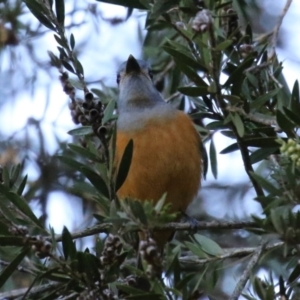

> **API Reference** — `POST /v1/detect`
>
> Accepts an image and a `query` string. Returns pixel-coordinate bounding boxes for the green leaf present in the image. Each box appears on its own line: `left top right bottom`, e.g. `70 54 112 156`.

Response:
151 0 174 19
102 98 116 125
220 143 239 154
178 86 209 97
224 56 254 91
250 147 278 164
61 60 75 73
80 167 110 199
185 241 207 258
276 110 295 136
95 0 146 9
61 226 76 260
17 175 28 196
2 167 10 187
74 57 84 76
68 144 101 162
209 138 217 179
10 164 21 186
0 185 43 228
67 126 93 136
250 89 281 110
231 112 244 137
163 42 208 73
115 139 134 192
128 199 148 225
53 34 64 47
0 247 30 289
70 33 75 50
270 209 285 235
68 78 84 90
194 234 223 256
250 172 280 195
289 264 300 283
23 0 56 31
215 39 233 51
55 0 65 25
283 107 300 126
0 220 9 235
58 155 86 170
290 80 300 112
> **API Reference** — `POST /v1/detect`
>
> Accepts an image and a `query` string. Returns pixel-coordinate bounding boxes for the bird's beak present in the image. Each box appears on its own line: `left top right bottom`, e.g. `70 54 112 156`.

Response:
125 55 141 74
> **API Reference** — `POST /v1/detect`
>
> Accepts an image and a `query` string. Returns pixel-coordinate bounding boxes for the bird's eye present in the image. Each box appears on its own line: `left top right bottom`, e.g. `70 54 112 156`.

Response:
148 70 153 80
116 74 121 84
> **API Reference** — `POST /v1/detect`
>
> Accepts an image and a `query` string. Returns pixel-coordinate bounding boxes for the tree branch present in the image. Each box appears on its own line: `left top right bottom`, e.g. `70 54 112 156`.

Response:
54 223 112 242
179 241 281 266
0 282 60 299
269 0 293 59
51 220 258 242
228 242 267 300
154 220 257 231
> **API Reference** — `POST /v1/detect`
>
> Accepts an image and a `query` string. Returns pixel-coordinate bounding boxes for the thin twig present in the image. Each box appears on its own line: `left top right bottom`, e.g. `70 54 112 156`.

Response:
51 220 257 242
268 70 283 88
0 282 60 299
228 242 267 300
226 106 278 127
154 60 175 86
154 220 257 231
179 241 281 266
46 5 89 94
0 259 35 276
54 223 112 242
269 0 293 60
244 62 271 74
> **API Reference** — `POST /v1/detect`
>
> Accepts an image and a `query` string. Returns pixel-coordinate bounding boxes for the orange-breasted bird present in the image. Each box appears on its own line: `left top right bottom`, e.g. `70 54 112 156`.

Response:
115 55 202 247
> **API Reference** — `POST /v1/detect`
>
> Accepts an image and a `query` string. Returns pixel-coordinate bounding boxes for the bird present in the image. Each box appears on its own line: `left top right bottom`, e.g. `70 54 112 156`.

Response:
115 55 202 248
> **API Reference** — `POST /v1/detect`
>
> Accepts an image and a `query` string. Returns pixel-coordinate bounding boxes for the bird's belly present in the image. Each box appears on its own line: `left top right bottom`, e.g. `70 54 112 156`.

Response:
116 111 201 213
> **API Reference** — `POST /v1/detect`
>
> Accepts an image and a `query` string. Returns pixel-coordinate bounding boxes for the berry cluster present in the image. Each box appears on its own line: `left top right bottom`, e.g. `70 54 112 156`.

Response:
139 237 162 278
100 234 123 266
279 138 300 167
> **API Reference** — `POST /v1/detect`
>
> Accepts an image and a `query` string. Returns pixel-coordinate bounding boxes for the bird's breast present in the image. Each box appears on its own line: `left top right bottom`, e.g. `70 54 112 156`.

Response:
115 108 202 214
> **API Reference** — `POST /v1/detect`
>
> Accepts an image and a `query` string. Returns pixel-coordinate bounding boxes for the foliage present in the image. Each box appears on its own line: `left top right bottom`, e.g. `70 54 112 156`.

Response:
0 0 300 299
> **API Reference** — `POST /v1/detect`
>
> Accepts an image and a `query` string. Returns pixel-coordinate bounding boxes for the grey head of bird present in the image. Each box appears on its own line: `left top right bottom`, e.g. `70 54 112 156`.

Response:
116 55 165 112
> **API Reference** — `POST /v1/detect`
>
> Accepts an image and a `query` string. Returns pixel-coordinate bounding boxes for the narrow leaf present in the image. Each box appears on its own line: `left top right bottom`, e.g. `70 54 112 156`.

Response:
70 33 75 50
231 112 244 137
61 226 76 260
68 144 100 162
250 172 280 195
80 167 110 198
116 139 134 191
209 138 217 179
194 234 223 256
102 98 116 125
61 60 75 73
67 126 93 136
0 247 30 289
55 0 65 25
276 110 294 136
290 80 300 112
220 143 239 154
0 185 43 228
17 175 28 196
250 89 281 110
23 1 55 31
